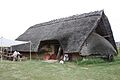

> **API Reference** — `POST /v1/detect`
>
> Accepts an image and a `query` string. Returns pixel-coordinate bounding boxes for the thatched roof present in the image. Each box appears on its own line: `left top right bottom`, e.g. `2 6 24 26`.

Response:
13 10 117 53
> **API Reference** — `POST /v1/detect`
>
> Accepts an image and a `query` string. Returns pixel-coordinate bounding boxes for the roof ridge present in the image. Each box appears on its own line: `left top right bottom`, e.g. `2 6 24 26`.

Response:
30 10 103 28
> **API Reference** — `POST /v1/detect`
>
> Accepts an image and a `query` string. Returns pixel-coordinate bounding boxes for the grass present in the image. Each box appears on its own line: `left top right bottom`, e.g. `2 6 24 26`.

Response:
0 50 120 80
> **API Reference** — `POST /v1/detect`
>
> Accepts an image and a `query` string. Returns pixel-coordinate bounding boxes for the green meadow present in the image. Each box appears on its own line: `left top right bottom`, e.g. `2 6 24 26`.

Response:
0 49 120 80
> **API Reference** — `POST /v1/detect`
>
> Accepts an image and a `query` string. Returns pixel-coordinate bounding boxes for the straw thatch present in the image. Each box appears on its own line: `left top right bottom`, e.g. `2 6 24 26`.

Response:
13 10 117 56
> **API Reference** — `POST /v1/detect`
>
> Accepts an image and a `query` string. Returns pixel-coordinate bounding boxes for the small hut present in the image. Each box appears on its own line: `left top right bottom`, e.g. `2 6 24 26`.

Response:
12 10 118 61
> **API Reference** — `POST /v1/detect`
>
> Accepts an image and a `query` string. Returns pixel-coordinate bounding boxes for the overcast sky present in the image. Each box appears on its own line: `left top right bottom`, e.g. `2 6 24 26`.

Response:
0 0 120 42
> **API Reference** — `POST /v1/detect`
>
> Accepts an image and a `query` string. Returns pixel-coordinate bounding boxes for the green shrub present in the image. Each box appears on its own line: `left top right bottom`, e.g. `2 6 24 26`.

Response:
118 48 120 53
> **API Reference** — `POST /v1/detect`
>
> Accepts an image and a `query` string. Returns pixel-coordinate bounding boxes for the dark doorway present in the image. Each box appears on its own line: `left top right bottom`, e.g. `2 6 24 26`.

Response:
38 40 63 60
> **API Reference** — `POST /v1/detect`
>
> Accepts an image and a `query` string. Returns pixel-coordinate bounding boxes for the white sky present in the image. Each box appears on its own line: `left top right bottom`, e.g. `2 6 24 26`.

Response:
0 0 120 42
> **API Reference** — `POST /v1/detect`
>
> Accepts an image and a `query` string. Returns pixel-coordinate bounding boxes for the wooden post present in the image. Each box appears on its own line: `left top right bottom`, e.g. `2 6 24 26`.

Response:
0 47 3 62
57 47 61 59
0 55 2 62
0 37 3 62
29 41 31 61
10 47 12 53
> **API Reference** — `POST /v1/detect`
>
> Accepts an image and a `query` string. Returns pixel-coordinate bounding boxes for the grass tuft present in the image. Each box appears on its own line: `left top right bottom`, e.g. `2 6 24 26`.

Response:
75 58 106 65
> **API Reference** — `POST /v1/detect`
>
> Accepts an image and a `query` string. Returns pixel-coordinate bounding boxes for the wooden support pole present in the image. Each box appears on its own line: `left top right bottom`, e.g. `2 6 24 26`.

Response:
29 41 32 61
